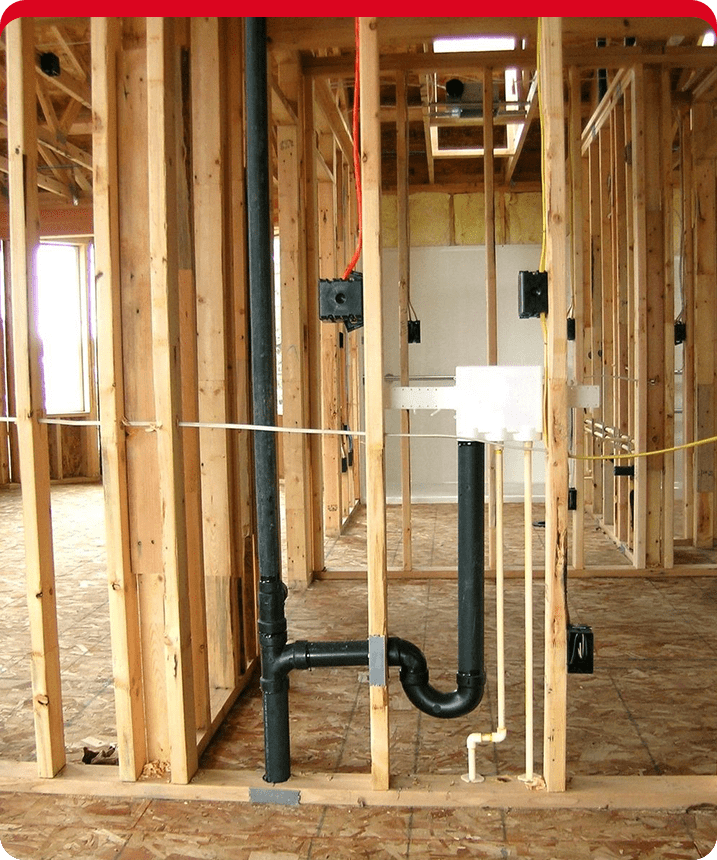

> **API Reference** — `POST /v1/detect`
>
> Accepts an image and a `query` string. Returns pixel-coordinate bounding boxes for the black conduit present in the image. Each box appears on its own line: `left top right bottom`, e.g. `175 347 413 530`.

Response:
246 18 485 784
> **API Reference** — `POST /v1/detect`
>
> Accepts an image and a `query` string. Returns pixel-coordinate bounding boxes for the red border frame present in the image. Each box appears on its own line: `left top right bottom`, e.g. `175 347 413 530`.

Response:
1 6 715 33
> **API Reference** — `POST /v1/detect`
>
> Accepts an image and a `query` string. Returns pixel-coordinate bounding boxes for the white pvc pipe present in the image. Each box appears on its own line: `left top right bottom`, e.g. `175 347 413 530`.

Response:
465 445 506 784
522 442 534 783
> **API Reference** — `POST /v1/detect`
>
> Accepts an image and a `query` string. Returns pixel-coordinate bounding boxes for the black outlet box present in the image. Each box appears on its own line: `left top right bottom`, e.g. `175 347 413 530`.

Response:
674 321 687 345
40 52 61 77
614 465 635 477
407 320 421 343
568 487 577 510
518 270 549 319
568 624 594 674
319 272 363 331
567 318 576 341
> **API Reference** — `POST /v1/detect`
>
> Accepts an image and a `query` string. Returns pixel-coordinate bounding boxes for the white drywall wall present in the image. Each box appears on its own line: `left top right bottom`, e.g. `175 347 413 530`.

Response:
381 244 546 501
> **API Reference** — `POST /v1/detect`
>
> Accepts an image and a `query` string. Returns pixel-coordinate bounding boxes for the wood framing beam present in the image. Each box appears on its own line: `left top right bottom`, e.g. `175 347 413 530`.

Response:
396 70 412 571
692 101 717 548
191 17 239 689
539 16 569 794
303 44 717 77
630 66 649 568
174 20 211 735
116 16 171 765
318 179 343 538
271 80 298 126
359 16 391 792
581 68 631 154
278 95 313 587
35 63 91 109
6 16 66 779
0 154 72 200
505 77 538 185
301 75 325 574
50 24 89 81
36 127 92 171
35 76 60 133
420 75 435 185
568 65 586 569
146 16 198 785
91 17 147 782
5 761 717 810
660 68 674 568
680 111 695 541
314 79 353 163
598 126 615 528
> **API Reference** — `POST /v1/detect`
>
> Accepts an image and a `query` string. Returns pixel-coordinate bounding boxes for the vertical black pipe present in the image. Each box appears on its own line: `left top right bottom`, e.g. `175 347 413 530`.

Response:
457 441 484 681
245 16 291 784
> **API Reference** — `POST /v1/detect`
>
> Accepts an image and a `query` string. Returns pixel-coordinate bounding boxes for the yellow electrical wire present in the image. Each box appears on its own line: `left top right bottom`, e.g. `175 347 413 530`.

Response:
571 434 717 462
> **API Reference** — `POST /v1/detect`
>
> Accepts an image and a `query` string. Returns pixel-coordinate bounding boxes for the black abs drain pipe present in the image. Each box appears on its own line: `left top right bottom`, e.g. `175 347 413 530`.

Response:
246 18 486 784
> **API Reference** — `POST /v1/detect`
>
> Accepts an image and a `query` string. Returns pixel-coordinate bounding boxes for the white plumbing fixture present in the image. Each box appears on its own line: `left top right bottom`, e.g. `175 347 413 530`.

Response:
389 365 543 444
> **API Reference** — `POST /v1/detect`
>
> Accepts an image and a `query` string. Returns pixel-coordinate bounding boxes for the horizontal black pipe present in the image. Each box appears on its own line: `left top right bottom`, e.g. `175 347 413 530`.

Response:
262 442 486 724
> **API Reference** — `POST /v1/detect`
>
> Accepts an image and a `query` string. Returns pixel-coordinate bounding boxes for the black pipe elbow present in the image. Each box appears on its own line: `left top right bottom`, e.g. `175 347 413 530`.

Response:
388 637 485 719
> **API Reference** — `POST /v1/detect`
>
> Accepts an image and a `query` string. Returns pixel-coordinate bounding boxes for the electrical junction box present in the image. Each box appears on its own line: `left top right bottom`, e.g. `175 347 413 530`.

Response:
389 365 543 445
319 272 363 331
518 270 549 319
568 624 594 674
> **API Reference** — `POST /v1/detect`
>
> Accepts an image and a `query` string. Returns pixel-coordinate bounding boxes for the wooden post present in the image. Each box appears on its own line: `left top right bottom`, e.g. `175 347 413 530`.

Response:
588 144 603 517
623 86 636 553
568 66 585 569
660 68 674 569
483 65 498 570
117 16 171 765
302 74 326 574
224 18 258 671
612 99 630 547
6 16 66 779
630 66 649 568
359 16 390 791
598 126 615 528
643 67 667 567
191 17 238 688
91 16 147 781
692 101 716 548
680 111 695 541
278 111 313 586
146 16 198 784
174 21 211 733
318 179 343 537
539 16 569 794
396 70 412 571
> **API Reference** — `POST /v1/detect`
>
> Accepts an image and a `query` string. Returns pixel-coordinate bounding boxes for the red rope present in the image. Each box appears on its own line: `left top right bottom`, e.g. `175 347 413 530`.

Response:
341 16 362 280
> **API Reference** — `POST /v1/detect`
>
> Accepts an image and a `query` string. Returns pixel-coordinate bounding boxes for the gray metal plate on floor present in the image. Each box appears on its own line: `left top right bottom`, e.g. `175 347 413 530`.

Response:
249 787 301 806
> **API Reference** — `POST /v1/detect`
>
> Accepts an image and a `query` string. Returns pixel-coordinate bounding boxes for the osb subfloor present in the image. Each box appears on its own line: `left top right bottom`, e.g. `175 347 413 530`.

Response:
1 483 717 859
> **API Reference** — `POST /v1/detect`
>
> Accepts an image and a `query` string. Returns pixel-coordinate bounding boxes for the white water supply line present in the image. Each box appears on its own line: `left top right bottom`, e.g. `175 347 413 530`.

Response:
517 441 535 786
464 445 506 784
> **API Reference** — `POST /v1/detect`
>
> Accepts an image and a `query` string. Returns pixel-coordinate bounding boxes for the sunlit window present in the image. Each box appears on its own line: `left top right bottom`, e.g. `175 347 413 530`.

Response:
36 242 91 415
433 36 516 53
